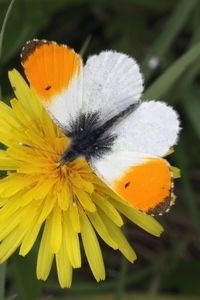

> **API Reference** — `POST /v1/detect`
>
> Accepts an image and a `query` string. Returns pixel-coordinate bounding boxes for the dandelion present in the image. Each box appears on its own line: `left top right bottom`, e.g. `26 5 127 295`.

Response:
0 69 164 288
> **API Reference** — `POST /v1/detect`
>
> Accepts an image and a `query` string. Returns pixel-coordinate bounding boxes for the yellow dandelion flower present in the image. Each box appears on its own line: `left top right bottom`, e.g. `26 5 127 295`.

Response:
0 69 164 288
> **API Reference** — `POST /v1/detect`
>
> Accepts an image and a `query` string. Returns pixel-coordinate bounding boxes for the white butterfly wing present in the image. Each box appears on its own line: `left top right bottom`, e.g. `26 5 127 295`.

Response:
82 51 143 120
112 100 180 157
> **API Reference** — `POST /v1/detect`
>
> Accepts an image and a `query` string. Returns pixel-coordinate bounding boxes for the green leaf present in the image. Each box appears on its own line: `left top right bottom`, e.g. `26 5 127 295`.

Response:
182 89 200 139
11 252 42 300
0 263 6 300
174 139 200 236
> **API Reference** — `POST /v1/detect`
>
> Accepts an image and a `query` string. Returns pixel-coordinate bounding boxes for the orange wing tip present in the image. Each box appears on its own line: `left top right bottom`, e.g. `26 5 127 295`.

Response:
113 158 174 215
148 192 176 216
21 39 82 101
21 39 72 64
21 39 45 64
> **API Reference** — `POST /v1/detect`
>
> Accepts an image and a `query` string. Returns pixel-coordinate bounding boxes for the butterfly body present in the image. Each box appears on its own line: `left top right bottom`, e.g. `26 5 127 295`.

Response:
59 111 115 164
60 102 139 164
20 39 180 215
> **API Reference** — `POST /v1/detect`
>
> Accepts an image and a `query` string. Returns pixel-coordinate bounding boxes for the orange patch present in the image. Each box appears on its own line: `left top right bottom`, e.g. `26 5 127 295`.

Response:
114 158 172 213
21 40 82 101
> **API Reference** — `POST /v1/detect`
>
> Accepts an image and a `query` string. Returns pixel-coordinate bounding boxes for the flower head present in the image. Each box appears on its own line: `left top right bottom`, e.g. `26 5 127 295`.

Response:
0 70 163 287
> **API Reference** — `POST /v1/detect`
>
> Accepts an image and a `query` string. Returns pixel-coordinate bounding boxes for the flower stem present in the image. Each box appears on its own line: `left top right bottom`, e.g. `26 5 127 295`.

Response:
0 263 6 300
115 256 128 300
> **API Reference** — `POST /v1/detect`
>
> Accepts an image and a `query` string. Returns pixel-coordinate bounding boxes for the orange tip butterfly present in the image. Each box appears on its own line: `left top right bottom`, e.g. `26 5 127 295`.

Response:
21 39 180 215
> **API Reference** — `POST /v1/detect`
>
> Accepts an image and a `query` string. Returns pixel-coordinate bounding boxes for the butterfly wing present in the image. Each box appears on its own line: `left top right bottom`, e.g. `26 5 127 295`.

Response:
90 101 180 214
112 100 180 157
82 51 143 121
21 39 83 129
90 151 174 215
21 41 143 131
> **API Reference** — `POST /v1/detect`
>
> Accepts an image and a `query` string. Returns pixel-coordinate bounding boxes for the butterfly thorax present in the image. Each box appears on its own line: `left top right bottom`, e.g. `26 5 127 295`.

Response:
59 112 116 164
59 103 139 165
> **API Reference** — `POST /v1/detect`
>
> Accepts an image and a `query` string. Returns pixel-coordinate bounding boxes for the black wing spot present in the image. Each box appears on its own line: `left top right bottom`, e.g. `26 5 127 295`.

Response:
124 181 131 189
45 85 52 91
12 86 16 91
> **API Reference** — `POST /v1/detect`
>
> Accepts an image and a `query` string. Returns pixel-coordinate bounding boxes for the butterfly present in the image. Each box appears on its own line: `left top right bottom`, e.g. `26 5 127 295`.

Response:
21 39 180 215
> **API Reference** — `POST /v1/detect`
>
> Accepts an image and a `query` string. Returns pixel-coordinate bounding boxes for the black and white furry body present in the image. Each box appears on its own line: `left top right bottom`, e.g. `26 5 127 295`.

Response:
60 103 139 164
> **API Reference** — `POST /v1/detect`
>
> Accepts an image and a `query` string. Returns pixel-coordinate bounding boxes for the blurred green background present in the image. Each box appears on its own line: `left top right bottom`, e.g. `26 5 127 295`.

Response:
0 0 200 299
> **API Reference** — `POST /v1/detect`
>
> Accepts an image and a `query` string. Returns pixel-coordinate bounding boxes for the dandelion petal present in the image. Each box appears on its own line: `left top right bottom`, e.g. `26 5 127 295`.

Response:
80 213 105 281
37 219 54 280
56 234 73 288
